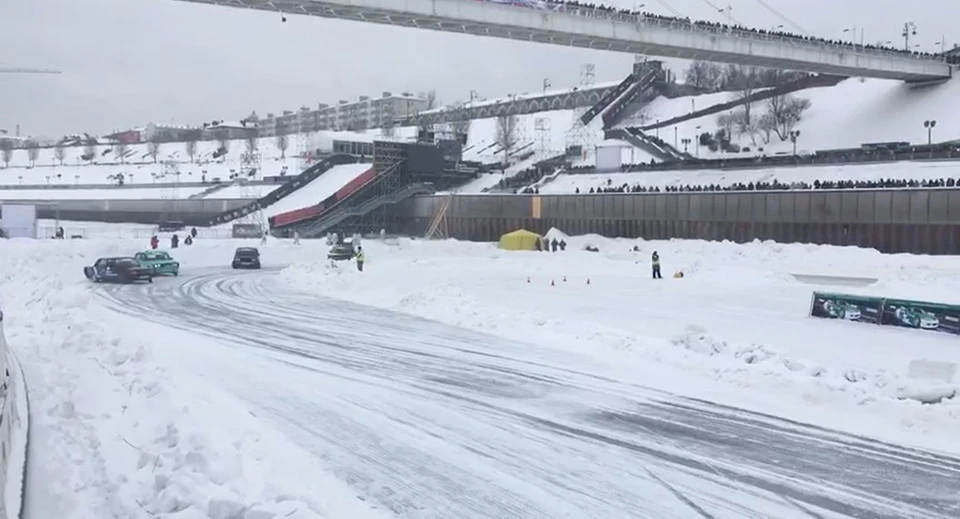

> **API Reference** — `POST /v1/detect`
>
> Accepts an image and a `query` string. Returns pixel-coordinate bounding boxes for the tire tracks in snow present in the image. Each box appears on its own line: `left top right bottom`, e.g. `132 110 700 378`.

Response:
94 269 960 519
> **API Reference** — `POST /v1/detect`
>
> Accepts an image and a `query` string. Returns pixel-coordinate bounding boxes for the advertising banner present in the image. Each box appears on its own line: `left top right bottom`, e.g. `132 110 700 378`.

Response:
809 292 884 325
880 298 960 336
232 223 263 239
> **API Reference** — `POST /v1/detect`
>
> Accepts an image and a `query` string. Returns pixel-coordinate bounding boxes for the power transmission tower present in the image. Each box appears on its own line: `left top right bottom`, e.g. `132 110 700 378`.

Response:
566 63 596 162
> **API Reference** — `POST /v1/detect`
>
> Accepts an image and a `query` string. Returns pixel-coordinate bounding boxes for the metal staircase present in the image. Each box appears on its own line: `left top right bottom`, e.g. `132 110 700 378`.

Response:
297 182 436 238
579 73 637 126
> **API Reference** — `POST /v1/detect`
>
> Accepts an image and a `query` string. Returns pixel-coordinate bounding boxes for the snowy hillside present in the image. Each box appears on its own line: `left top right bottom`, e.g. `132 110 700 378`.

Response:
0 130 373 188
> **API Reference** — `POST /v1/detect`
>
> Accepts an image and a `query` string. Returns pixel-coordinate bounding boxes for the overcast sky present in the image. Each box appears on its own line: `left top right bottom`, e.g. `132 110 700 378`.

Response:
1 0 955 137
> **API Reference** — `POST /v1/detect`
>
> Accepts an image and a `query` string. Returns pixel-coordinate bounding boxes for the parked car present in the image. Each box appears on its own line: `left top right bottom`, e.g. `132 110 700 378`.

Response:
134 250 180 276
327 241 356 261
232 247 261 269
84 257 154 284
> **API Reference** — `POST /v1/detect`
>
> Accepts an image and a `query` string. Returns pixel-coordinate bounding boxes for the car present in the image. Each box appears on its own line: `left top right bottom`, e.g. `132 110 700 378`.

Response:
84 257 154 284
232 247 261 269
327 241 356 261
134 250 180 276
895 307 940 329
822 299 861 320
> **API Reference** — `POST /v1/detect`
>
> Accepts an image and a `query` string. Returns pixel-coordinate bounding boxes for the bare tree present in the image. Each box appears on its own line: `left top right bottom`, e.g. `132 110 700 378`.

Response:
114 141 129 163
0 140 13 168
684 61 724 91
215 130 230 154
766 95 811 141
275 134 289 159
147 136 162 163
716 112 736 139
245 134 258 154
25 140 40 167
757 111 777 145
54 145 66 165
185 139 198 163
495 114 519 168
83 141 97 162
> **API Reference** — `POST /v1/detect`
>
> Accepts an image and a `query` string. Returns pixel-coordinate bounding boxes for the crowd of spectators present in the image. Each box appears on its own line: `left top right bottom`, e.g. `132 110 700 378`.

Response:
494 0 956 63
577 177 957 194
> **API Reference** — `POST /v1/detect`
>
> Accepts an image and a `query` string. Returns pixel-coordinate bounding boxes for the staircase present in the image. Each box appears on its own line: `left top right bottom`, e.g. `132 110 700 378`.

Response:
606 128 692 162
580 73 637 126
296 182 436 238
600 69 660 129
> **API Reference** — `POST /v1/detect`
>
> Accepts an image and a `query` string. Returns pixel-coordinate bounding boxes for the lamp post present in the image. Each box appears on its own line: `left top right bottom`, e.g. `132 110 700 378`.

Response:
902 21 917 51
681 138 691 153
674 127 678 148
789 130 801 155
924 120 937 145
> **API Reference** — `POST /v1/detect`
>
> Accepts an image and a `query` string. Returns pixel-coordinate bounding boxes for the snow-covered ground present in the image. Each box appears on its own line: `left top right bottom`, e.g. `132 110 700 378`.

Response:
2 232 958 517
540 160 960 194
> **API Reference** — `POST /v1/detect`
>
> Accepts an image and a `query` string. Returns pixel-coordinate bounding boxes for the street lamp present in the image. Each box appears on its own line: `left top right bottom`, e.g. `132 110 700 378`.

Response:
789 130 801 155
681 138 692 153
924 120 937 145
843 26 864 45
902 22 917 50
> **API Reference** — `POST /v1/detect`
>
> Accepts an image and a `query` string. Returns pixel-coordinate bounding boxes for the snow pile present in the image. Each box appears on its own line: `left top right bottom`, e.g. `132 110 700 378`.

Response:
0 239 384 519
280 235 960 452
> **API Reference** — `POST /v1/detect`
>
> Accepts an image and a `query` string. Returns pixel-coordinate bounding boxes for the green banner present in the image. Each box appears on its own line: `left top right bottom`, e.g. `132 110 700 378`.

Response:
810 292 960 336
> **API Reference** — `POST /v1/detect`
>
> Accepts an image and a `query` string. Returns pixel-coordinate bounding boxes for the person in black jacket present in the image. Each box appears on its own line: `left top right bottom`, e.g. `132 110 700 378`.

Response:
652 251 662 279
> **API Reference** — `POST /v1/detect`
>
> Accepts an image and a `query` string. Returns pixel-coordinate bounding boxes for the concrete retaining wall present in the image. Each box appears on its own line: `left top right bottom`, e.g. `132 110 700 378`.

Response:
15 198 251 226
393 189 960 254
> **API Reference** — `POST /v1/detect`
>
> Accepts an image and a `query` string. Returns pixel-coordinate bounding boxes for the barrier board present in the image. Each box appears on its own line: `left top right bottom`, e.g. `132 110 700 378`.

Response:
810 291 960 336
791 273 879 287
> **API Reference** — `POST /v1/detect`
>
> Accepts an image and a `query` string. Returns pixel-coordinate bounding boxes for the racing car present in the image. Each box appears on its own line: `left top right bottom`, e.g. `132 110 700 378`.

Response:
821 299 861 320
894 307 940 329
134 250 180 276
232 247 261 269
84 257 154 284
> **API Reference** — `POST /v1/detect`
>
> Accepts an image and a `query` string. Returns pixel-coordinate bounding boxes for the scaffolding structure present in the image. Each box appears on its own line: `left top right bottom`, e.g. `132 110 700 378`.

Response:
361 141 406 233
160 161 182 222
566 63 597 162
534 117 552 158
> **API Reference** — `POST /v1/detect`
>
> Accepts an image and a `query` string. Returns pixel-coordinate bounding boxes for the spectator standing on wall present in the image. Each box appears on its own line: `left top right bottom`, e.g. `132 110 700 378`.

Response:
652 251 662 279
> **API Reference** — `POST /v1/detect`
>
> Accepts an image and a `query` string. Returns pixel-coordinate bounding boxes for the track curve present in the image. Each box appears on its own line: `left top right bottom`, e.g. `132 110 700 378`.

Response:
96 268 960 519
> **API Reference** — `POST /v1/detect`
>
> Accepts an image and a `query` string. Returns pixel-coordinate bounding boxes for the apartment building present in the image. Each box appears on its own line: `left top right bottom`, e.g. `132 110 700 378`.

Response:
256 92 429 138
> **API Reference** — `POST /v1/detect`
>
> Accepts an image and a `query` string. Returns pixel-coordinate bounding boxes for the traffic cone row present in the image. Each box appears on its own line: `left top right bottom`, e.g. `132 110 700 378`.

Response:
527 276 591 285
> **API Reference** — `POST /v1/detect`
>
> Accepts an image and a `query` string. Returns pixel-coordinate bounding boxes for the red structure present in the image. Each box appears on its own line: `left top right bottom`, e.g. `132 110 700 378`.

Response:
106 129 142 144
270 167 377 228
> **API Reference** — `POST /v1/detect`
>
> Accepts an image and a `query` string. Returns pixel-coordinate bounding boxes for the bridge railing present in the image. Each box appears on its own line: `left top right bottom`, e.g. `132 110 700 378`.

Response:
538 5 946 64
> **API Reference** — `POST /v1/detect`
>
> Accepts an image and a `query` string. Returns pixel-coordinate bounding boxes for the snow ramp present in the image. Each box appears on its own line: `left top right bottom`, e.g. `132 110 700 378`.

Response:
268 164 375 226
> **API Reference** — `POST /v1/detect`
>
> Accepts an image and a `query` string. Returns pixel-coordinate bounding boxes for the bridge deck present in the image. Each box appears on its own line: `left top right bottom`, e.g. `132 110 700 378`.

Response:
173 0 951 81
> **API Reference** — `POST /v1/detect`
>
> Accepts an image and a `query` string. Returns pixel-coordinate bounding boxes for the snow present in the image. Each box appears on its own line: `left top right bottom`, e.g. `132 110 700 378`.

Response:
264 163 372 217
1 231 958 516
0 238 388 519
0 129 372 188
279 235 960 455
0 186 208 200
539 160 960 194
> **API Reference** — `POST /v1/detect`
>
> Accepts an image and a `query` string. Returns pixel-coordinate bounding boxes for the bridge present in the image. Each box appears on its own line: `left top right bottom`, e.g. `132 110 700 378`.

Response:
171 0 952 81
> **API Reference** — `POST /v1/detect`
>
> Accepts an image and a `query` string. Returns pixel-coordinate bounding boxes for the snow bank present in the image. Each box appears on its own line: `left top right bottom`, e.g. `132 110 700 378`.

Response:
0 304 27 519
279 235 960 453
0 238 386 519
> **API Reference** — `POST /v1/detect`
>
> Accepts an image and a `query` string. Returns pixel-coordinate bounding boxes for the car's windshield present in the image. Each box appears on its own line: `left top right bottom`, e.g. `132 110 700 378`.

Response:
236 249 258 257
116 259 138 266
150 252 170 260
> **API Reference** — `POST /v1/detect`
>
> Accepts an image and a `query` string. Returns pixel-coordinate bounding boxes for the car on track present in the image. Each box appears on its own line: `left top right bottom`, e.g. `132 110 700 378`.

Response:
232 247 261 269
822 299 861 320
84 257 154 284
327 241 356 261
134 250 180 276
895 307 940 329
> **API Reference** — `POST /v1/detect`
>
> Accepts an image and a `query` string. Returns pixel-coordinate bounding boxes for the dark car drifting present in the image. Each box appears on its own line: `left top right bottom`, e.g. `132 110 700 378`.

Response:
232 247 261 269
84 257 154 284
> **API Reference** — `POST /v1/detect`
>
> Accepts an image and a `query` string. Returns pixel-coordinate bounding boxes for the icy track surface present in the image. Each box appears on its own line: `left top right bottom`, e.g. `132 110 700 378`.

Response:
98 268 960 519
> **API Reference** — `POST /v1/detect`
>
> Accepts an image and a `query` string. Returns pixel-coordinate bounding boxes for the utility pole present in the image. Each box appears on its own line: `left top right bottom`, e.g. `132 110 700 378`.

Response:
902 22 917 51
